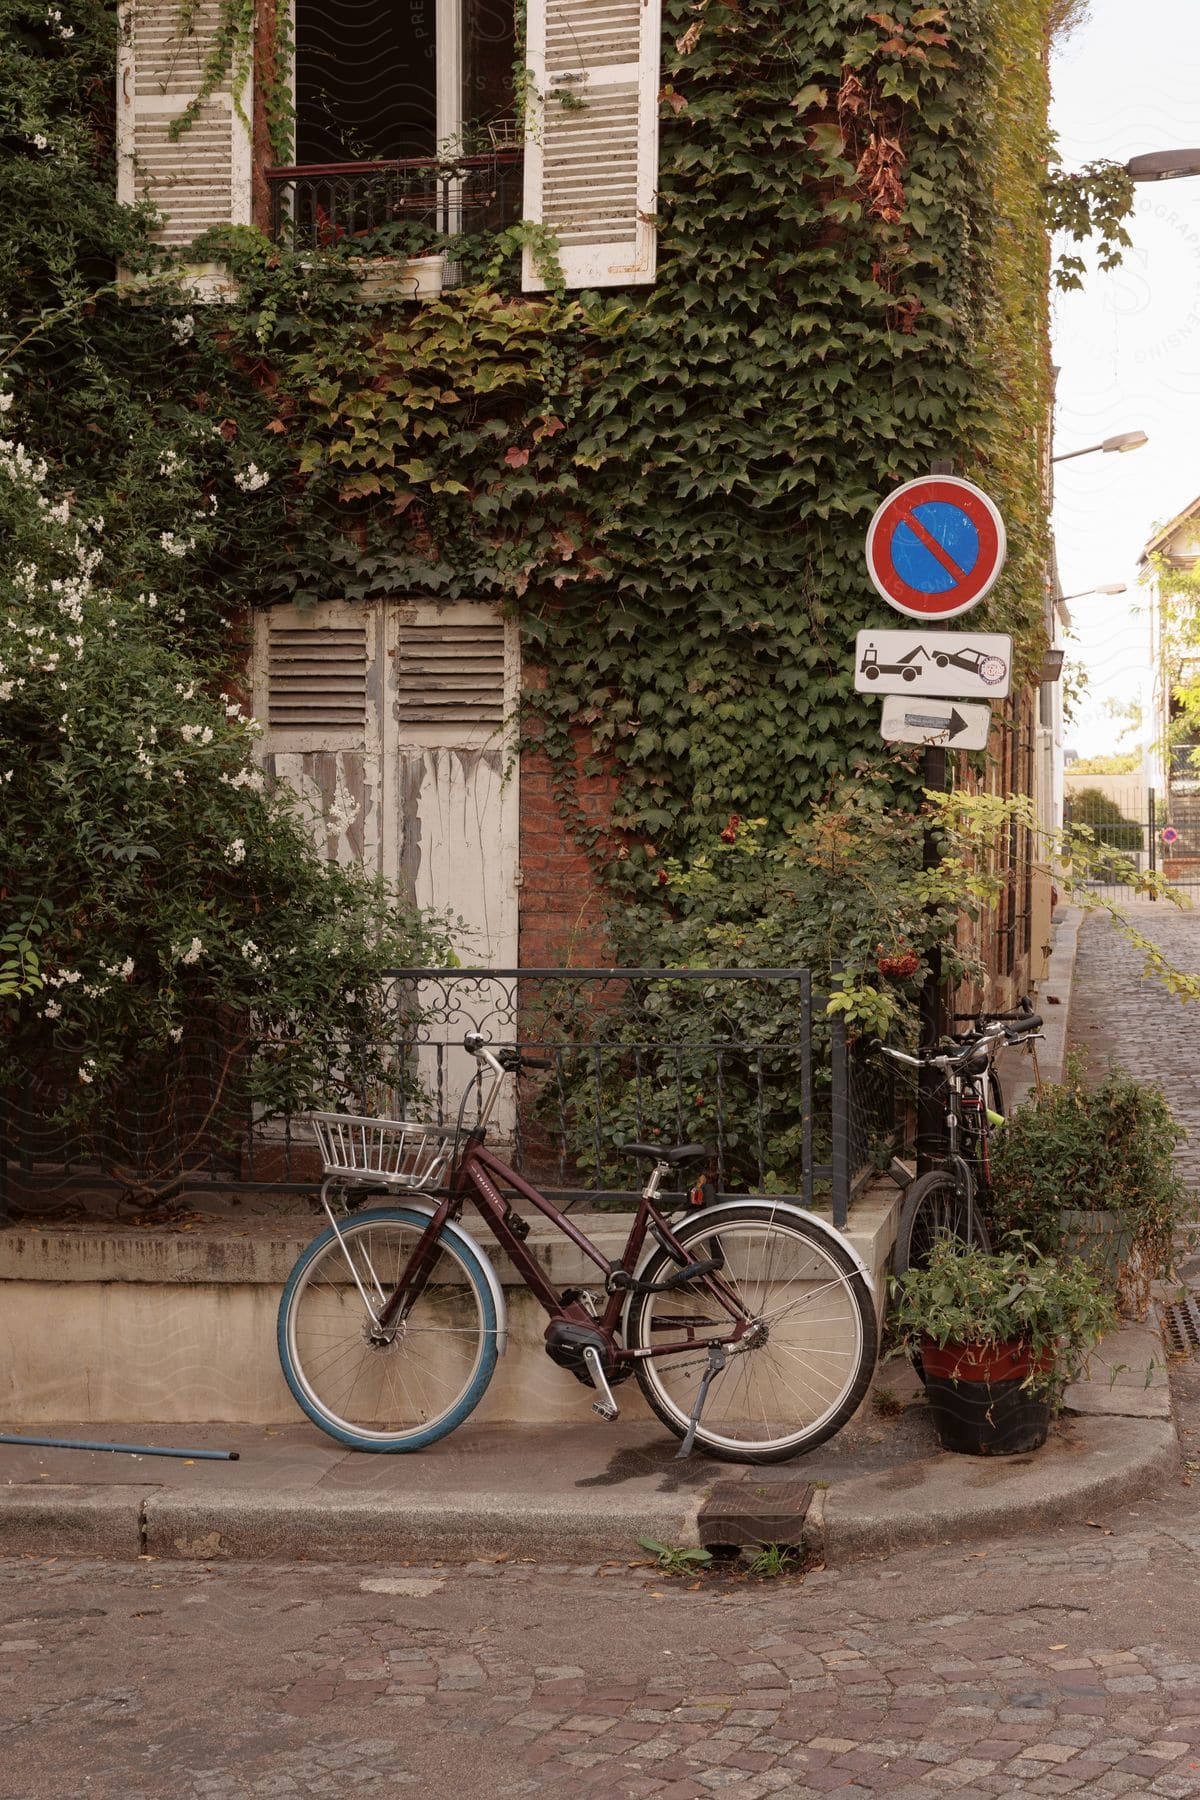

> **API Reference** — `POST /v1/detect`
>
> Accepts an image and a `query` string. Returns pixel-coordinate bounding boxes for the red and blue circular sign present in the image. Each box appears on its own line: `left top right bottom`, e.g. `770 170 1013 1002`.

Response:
865 475 1007 621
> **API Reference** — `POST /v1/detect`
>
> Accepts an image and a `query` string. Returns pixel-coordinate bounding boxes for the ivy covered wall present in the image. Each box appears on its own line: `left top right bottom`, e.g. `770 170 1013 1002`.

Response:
3 0 1056 949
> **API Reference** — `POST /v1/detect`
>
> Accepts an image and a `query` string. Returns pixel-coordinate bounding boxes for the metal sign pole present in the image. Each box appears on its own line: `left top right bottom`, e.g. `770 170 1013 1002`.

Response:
915 458 954 1174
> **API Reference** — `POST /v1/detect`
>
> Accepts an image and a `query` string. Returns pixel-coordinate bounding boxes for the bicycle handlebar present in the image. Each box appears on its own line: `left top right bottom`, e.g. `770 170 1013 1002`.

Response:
463 1033 553 1073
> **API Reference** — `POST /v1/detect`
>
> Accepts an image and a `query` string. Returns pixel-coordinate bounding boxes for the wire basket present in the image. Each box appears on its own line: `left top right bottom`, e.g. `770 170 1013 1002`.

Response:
309 1113 457 1190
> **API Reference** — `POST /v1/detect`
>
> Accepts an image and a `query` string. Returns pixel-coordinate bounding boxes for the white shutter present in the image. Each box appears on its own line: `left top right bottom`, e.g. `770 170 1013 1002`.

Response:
522 0 661 291
251 603 384 869
117 0 252 285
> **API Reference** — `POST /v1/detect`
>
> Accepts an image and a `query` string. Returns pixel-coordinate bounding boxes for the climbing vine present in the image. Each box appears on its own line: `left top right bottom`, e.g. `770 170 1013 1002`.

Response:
3 0 1111 968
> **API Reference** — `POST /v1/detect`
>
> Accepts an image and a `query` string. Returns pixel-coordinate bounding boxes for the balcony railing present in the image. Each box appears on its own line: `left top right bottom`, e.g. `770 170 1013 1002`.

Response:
266 151 523 258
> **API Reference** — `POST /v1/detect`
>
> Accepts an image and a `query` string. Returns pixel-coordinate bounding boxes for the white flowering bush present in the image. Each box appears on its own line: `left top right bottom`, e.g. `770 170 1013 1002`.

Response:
0 438 452 1146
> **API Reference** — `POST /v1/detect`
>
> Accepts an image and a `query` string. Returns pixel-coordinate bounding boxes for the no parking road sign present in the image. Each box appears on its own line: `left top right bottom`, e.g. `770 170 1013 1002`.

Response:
865 475 1007 621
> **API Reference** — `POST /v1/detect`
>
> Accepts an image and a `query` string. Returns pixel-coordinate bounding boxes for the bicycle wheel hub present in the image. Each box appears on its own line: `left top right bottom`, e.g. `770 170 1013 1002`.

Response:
362 1319 401 1351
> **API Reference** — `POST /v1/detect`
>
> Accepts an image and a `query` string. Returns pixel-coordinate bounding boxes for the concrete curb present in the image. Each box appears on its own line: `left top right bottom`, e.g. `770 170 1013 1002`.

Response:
139 1487 706 1563
0 1479 705 1564
0 1485 145 1557
819 1414 1178 1563
0 1403 1177 1566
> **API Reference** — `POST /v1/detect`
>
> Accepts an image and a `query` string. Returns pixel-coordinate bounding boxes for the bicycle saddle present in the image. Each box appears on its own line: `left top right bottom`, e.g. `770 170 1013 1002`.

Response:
621 1142 713 1165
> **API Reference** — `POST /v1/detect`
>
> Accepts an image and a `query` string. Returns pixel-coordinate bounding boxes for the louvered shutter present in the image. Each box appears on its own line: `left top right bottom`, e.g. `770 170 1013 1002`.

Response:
394 616 507 730
117 0 253 275
251 603 384 868
521 0 661 291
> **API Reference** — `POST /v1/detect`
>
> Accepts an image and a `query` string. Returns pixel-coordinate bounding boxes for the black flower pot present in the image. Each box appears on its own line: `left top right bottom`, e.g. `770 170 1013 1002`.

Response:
920 1338 1053 1456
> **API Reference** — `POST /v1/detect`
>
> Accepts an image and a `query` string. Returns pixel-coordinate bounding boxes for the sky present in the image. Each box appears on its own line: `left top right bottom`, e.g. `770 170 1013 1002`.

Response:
1050 0 1200 760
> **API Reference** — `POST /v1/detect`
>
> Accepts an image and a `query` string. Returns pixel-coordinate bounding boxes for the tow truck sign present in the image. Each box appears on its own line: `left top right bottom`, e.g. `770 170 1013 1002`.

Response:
853 630 1012 700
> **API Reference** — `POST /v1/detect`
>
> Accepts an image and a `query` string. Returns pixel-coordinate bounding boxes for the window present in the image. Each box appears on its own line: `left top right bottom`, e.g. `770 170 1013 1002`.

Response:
117 0 661 292
292 0 516 164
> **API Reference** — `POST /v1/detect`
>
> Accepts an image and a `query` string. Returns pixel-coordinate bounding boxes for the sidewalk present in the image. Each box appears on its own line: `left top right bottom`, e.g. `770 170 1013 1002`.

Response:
0 1327 1176 1567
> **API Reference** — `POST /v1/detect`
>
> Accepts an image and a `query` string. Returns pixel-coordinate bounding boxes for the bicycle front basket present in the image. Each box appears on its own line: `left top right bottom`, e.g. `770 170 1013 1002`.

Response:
309 1112 457 1190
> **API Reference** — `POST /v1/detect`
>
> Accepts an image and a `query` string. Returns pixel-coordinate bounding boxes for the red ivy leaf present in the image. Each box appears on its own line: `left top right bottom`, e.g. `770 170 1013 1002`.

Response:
504 446 530 468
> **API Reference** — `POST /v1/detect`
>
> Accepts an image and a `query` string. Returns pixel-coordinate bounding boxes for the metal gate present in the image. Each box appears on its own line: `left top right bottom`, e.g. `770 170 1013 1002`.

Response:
1063 777 1200 898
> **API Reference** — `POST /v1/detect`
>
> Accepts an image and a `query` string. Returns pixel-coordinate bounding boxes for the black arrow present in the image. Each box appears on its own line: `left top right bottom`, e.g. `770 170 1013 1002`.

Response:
946 708 966 739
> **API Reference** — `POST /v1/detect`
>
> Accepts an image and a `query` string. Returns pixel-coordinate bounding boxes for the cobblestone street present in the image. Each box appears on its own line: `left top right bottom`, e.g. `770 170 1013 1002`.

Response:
8 1517 1200 1799
1067 900 1200 1191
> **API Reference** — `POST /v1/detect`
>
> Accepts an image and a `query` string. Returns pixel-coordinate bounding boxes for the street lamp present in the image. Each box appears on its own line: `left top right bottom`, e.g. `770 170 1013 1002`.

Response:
1126 150 1200 183
1056 583 1127 628
1052 430 1149 464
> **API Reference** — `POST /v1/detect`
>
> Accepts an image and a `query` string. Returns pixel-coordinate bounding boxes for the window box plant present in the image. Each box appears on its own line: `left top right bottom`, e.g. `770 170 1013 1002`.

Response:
889 1240 1117 1456
985 1058 1192 1319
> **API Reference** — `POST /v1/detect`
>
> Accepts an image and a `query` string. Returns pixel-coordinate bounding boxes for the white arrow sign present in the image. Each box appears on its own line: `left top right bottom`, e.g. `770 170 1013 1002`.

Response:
880 696 992 751
855 630 1012 699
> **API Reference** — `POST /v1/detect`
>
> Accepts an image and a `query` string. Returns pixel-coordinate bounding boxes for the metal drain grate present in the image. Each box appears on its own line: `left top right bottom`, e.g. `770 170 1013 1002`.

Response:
1163 1295 1200 1355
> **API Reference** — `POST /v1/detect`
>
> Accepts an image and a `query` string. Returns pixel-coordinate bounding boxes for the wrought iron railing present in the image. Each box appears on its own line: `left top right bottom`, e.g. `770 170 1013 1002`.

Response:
265 151 523 257
1 967 897 1227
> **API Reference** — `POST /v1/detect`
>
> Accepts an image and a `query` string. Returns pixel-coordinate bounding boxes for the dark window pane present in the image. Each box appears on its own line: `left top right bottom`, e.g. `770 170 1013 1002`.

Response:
294 0 437 164
463 0 516 150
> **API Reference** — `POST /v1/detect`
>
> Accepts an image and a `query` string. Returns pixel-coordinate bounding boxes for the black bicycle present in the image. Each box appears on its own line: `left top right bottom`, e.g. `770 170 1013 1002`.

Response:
879 1004 1044 1275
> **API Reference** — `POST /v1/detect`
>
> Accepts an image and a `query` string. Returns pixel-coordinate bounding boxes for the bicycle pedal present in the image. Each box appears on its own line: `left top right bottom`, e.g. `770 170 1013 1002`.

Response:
582 1345 620 1422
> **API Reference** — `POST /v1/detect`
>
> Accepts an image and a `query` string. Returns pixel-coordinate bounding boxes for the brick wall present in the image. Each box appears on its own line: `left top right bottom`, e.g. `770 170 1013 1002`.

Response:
519 736 618 968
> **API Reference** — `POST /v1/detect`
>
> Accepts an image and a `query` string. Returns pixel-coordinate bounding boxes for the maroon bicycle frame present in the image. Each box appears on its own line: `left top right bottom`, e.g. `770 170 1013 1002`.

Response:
375 1130 751 1361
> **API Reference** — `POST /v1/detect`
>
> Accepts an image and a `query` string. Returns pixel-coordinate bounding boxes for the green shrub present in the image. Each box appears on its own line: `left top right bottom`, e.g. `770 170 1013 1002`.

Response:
0 435 453 1147
986 1057 1191 1282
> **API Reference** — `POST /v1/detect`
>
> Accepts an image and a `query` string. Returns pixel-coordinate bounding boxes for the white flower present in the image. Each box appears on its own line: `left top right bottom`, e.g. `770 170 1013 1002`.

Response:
175 936 204 966
0 393 12 414
158 450 181 477
119 957 134 979
31 134 48 151
171 314 195 345
158 532 192 558
225 837 246 865
233 463 270 493
168 1026 183 1043
44 1000 62 1019
78 1060 95 1086
59 24 74 37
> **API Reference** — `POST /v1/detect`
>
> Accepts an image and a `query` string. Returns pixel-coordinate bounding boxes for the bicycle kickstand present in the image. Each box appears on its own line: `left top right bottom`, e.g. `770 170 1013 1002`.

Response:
675 1344 728 1461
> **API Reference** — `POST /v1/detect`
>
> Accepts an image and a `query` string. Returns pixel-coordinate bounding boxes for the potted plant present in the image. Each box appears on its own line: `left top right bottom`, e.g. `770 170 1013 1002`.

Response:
986 1057 1192 1319
890 1239 1117 1455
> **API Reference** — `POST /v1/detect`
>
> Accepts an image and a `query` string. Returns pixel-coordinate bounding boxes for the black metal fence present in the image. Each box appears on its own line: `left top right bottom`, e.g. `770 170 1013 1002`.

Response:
1064 779 1200 897
1 968 897 1228
266 151 523 257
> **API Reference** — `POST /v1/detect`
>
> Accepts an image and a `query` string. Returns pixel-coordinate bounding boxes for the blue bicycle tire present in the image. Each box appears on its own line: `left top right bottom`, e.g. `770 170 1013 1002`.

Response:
277 1206 498 1452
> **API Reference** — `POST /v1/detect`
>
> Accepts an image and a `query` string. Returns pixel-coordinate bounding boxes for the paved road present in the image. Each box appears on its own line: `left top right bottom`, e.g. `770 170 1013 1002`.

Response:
7 1484 1200 1800
1068 900 1200 1191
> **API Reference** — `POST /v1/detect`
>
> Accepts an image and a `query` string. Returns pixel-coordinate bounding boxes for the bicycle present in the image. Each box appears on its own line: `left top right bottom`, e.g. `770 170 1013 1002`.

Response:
879 1004 1043 1276
277 1033 879 1464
